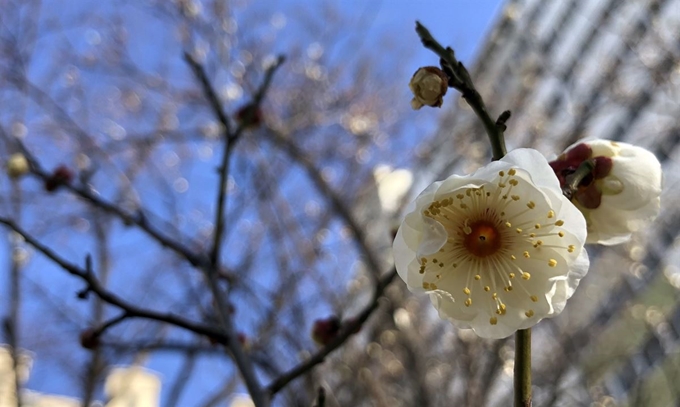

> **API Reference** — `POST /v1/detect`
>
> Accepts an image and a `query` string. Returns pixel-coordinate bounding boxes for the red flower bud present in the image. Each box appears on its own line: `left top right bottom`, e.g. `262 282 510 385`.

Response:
79 328 100 350
45 165 74 192
235 105 262 129
311 316 341 346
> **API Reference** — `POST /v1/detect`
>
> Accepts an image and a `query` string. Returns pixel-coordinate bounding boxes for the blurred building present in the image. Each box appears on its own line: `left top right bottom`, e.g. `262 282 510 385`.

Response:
0 346 161 407
417 0 680 405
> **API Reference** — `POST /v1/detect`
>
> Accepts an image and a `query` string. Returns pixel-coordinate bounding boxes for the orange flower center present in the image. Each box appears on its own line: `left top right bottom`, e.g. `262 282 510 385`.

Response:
463 221 502 258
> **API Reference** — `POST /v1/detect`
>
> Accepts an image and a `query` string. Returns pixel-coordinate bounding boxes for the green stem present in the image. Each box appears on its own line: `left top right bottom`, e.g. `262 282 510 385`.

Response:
514 328 532 407
565 158 596 196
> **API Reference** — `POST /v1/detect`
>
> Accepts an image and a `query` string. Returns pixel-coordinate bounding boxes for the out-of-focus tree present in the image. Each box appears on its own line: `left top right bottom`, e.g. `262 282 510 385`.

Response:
0 0 417 405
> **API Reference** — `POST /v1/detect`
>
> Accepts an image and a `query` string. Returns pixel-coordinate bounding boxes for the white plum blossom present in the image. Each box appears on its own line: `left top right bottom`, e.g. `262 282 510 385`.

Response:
393 149 589 339
409 67 448 110
550 139 662 245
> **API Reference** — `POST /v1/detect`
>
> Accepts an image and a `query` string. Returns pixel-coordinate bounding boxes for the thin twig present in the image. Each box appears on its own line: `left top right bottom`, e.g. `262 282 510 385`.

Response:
415 21 509 160
266 268 397 396
94 312 129 337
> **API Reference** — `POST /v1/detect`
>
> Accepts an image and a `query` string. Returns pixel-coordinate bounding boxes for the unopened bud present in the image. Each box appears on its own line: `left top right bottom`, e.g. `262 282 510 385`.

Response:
409 66 448 110
6 153 29 179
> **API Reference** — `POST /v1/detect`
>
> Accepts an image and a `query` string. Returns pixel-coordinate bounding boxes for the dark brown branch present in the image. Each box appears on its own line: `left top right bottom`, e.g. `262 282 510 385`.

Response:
415 21 508 160
266 268 397 396
0 217 228 342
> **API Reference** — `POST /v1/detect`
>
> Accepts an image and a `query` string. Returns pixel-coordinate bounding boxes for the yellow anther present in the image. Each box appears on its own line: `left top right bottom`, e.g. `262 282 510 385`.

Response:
484 286 491 292
490 317 498 325
508 169 517 176
419 267 425 274
499 171 505 177
439 263 444 268
432 258 438 263
509 273 516 279
466 189 472 196
530 295 538 302
568 245 575 253
463 287 471 295
516 228 523 234
523 251 530 258
527 201 536 209
452 263 458 268
430 283 438 289
534 223 541 229
509 179 519 186
486 192 491 197
548 259 557 267
474 274 481 281
522 272 531 280
558 231 565 237
511 195 520 201
504 286 513 292
547 210 555 218
529 233 536 238
510 255 516 261
525 310 534 318
464 298 472 307
498 182 507 188
492 293 498 300
505 222 512 228
424 210 430 216
555 220 564 226
423 282 430 289
421 257 427 263
502 195 508 199
536 240 543 246
456 194 464 199
460 203 468 209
